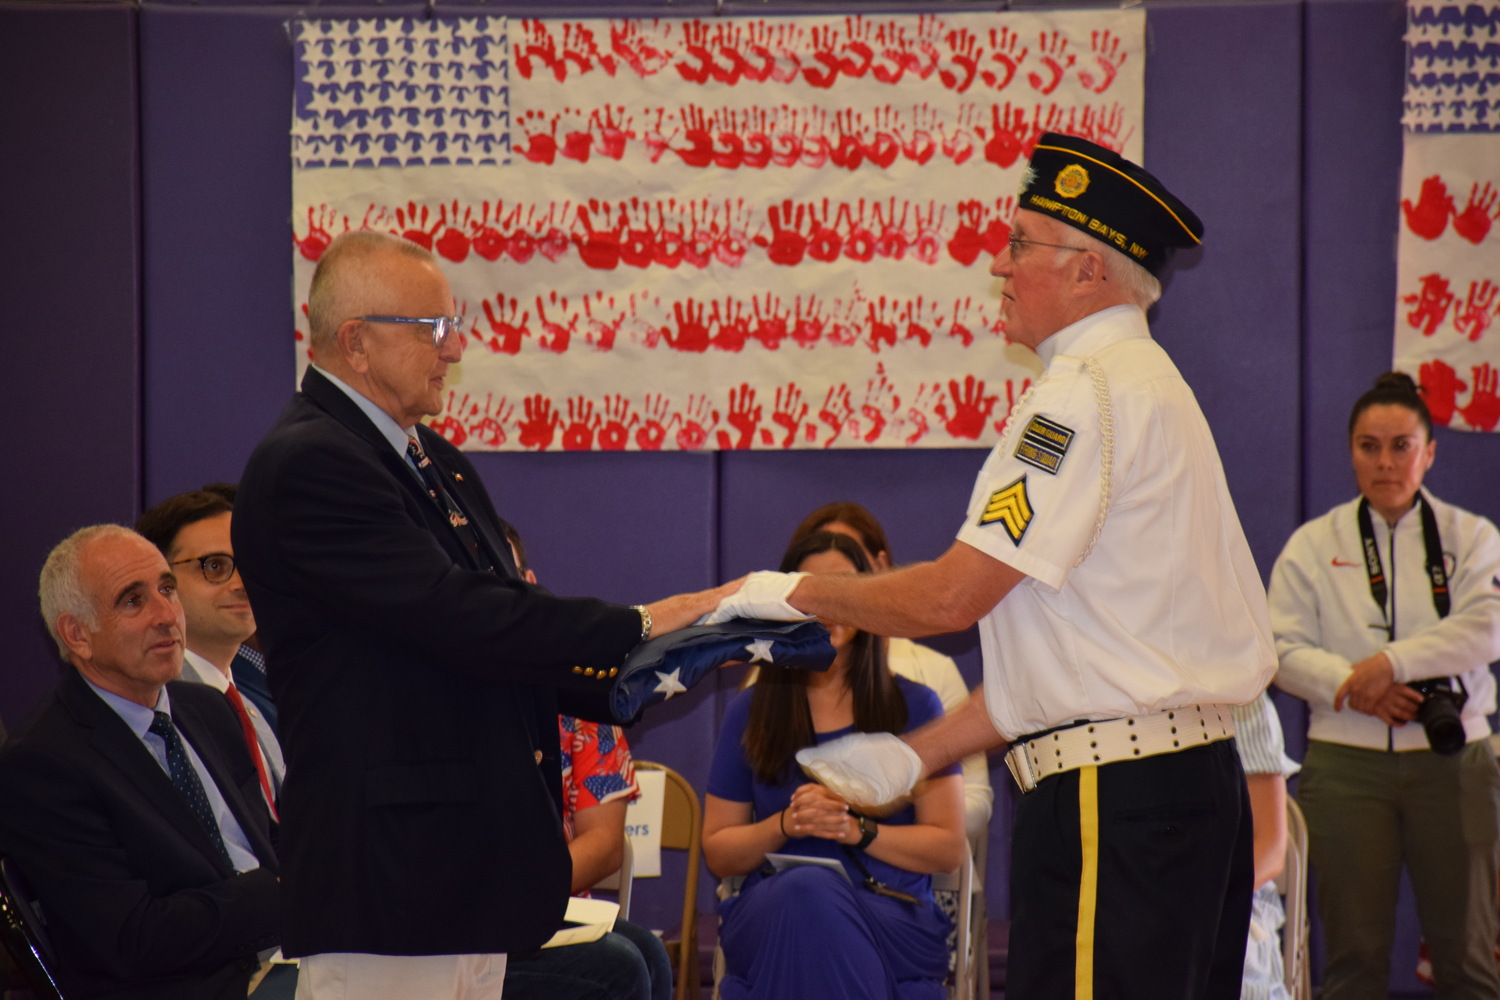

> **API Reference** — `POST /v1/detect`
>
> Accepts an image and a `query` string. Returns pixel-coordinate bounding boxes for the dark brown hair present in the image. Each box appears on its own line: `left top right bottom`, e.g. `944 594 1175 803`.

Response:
741 531 906 784
1349 371 1434 440
135 490 234 557
788 501 892 562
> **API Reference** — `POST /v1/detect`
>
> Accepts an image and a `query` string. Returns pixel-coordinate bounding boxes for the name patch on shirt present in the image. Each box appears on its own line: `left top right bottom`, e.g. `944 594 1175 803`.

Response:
1014 415 1074 475
978 475 1033 544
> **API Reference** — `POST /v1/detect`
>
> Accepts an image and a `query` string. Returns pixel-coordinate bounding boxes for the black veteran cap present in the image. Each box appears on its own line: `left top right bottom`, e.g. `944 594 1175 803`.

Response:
1020 133 1203 276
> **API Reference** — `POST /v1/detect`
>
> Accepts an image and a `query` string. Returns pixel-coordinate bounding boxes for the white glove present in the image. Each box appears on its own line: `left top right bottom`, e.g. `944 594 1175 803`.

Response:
697 570 813 625
795 732 923 809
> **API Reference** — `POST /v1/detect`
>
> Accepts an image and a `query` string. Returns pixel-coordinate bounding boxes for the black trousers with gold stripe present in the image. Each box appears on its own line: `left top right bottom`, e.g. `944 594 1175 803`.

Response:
1007 738 1253 1000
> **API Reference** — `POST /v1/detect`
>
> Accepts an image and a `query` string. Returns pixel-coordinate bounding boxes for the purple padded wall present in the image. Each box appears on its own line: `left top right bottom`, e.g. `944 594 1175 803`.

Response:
0 1 142 730
7 0 1493 986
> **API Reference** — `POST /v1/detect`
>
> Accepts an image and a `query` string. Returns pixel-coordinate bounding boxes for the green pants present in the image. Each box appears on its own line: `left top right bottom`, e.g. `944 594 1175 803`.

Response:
1299 739 1500 1000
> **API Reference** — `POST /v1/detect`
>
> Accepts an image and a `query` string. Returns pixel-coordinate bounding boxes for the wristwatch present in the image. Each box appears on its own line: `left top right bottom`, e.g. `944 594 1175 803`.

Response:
631 604 653 643
855 813 878 850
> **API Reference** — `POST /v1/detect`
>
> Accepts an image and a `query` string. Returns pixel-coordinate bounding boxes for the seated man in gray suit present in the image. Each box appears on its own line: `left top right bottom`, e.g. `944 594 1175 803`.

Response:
138 490 284 815
0 525 290 1000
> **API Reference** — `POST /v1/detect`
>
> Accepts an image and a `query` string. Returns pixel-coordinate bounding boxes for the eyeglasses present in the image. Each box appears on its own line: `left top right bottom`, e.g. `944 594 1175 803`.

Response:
1007 234 1090 257
358 314 464 349
170 553 237 585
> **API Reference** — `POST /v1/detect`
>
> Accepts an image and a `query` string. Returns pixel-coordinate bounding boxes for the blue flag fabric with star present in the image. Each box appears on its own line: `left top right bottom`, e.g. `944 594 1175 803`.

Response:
607 619 834 725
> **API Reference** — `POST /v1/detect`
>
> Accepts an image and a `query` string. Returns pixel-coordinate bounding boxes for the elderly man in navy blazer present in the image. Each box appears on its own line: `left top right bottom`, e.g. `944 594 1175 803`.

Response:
0 525 287 1000
233 230 735 999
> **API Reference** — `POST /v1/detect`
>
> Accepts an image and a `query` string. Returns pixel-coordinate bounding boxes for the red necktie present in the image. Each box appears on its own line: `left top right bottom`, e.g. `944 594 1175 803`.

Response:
224 683 279 821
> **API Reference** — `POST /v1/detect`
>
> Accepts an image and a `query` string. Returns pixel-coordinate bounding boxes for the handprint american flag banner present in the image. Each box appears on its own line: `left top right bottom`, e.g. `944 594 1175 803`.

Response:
291 12 1145 451
1394 0 1500 433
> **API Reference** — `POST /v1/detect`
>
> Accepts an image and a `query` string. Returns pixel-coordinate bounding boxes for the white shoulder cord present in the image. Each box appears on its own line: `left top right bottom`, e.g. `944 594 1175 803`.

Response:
1079 356 1114 566
991 359 1112 568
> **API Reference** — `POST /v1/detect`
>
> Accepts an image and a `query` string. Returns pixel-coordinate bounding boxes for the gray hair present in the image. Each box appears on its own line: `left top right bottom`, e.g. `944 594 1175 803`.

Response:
39 524 136 660
1090 234 1163 309
307 230 436 356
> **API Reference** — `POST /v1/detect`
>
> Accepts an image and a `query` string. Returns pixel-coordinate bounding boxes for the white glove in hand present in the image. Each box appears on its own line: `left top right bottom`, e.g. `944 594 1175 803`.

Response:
698 571 813 625
795 732 923 809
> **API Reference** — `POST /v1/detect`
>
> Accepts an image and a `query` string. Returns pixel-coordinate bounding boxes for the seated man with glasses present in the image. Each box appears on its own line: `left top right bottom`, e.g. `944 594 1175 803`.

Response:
0 525 291 999
138 490 283 817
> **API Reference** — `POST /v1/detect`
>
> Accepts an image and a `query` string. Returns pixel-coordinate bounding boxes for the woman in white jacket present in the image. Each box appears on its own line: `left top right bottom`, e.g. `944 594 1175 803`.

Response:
1270 371 1500 999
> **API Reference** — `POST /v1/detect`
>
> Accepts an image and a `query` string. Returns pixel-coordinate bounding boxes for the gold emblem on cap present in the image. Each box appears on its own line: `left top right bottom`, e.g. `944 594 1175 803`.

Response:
1055 163 1090 199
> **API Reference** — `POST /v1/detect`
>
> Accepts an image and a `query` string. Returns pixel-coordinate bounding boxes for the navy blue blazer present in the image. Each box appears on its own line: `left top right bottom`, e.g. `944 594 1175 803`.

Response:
230 646 278 734
0 671 280 1000
233 367 641 958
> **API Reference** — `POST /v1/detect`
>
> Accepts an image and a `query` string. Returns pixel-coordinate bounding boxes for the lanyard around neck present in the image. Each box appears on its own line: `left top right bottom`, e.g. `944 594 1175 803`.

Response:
1356 493 1450 638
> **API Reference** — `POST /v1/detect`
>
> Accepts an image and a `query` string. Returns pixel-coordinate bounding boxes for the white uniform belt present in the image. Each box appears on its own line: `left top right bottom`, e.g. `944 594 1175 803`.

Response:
1003 704 1236 794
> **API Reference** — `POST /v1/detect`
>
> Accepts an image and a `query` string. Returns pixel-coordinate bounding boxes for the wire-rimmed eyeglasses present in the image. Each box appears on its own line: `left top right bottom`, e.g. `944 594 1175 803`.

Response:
170 553 237 585
1007 234 1090 257
358 314 464 349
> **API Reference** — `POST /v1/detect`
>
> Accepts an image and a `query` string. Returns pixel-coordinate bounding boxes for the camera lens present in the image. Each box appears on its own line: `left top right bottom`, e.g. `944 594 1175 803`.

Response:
1417 691 1467 756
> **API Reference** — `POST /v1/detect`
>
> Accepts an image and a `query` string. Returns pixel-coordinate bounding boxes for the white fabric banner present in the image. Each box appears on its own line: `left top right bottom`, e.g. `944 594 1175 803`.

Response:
622 767 665 879
291 12 1145 450
1393 1 1500 432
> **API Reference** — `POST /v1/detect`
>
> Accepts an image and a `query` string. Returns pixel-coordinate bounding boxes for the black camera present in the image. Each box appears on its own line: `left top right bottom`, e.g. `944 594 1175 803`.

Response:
1410 677 1469 756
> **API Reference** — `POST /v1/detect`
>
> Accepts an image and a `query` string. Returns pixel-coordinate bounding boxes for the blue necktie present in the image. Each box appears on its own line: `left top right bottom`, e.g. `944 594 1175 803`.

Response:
148 711 233 868
406 434 492 571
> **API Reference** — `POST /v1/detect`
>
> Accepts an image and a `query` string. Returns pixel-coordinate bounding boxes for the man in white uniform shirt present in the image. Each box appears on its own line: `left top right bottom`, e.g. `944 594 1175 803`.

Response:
710 134 1276 998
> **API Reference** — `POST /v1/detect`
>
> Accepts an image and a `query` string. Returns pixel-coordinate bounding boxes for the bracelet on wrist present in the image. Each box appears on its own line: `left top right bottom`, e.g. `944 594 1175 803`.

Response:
779 808 790 839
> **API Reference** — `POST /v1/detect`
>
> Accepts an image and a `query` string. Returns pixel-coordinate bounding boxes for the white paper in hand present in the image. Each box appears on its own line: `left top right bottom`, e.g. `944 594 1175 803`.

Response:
698 571 813 625
795 732 922 809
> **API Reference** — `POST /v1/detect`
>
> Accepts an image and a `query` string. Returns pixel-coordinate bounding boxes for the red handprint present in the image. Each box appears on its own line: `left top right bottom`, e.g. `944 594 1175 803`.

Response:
1401 175 1454 241
897 383 944 446
677 395 718 450
535 292 574 354
597 395 638 450
935 375 997 440
1453 182 1499 245
470 201 507 261
991 378 1034 435
670 298 712 353
818 384 854 448
428 413 467 446
860 365 900 443
717 383 762 450
517 109 560 165
1458 363 1500 432
467 394 514 449
561 396 599 451
762 199 810 266
433 201 474 263
392 201 439 251
635 393 673 451
574 200 624 270
1454 279 1500 342
938 28 979 94
1403 273 1455 336
771 383 808 448
481 295 530 355
519 395 561 451
1077 30 1125 93
1026 31 1075 95
293 204 347 262
981 27 1028 90
1418 359 1465 427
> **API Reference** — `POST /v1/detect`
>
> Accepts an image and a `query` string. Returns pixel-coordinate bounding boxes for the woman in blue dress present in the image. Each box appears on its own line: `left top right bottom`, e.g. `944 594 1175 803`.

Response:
704 531 967 1000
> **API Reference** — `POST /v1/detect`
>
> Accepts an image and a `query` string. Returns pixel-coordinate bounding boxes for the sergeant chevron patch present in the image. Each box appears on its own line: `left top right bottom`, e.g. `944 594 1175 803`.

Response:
979 476 1033 544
